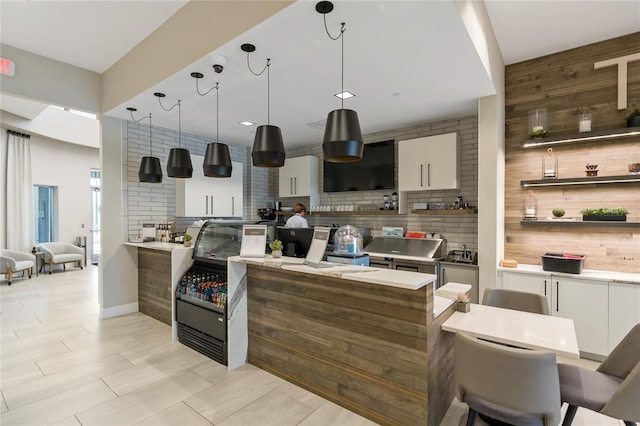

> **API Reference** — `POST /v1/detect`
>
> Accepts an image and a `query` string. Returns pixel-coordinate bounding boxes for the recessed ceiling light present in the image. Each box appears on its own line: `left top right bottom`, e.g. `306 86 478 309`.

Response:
335 91 355 100
239 121 254 126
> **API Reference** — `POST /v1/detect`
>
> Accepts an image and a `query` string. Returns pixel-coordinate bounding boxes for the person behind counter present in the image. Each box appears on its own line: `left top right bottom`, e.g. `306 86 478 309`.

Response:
285 203 309 228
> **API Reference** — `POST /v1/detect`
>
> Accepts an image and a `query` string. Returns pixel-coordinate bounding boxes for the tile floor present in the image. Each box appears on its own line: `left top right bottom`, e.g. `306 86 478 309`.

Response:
0 266 625 425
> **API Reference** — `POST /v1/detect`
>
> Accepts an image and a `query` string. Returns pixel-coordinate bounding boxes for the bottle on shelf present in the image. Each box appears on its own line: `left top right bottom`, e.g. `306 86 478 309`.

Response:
523 190 537 220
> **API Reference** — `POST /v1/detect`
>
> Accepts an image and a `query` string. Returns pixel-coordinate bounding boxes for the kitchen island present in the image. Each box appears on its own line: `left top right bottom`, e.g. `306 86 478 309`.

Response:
227 256 462 426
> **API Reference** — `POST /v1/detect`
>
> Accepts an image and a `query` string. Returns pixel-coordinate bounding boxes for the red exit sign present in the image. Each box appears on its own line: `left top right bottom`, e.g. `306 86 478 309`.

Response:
1 58 15 76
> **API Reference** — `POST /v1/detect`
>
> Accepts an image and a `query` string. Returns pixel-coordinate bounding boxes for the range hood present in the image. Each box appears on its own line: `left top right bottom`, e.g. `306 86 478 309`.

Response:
363 237 443 259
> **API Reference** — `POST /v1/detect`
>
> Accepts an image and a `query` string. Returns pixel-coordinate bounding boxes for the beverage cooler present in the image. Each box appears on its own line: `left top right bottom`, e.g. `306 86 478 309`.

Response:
175 220 274 365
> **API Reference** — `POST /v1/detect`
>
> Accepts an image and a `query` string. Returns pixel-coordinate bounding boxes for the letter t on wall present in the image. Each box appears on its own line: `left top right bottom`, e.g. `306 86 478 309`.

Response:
594 52 640 110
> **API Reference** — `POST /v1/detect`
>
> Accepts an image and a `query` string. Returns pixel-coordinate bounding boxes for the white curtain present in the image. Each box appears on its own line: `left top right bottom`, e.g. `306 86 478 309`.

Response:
6 131 34 252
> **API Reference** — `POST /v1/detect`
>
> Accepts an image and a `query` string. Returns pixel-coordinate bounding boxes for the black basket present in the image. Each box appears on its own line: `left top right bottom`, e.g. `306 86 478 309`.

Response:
541 253 585 274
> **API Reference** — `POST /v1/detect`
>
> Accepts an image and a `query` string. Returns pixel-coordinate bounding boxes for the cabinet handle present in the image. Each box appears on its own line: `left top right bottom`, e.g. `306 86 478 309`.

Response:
205 195 208 215
211 195 214 215
232 197 235 215
544 280 547 295
427 163 431 186
290 177 293 195
294 177 297 194
420 164 423 187
556 281 559 312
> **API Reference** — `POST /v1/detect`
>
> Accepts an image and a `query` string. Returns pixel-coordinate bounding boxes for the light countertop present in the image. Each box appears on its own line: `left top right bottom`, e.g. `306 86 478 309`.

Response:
123 241 193 252
442 303 580 358
498 263 640 285
228 255 437 290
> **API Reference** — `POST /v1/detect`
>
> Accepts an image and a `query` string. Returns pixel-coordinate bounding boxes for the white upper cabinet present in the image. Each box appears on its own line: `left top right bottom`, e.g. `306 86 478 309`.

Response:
176 154 243 218
398 133 460 191
278 155 319 198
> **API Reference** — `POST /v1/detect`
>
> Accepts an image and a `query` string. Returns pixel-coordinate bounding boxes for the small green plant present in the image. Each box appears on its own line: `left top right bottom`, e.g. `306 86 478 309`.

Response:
552 208 566 218
530 129 548 139
580 207 629 216
184 233 193 242
269 239 283 251
624 108 640 120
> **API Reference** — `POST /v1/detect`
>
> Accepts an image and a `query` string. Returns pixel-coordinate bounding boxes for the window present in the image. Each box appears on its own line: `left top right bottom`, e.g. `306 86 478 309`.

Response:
33 185 59 244
90 169 101 264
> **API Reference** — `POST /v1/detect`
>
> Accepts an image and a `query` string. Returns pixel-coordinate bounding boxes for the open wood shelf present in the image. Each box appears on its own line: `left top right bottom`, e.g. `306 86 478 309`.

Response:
311 210 401 216
520 220 640 228
411 209 477 215
521 174 640 187
520 126 640 148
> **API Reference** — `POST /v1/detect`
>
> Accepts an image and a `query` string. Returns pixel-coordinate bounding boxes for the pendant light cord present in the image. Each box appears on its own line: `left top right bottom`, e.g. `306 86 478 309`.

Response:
216 83 220 142
156 97 182 148
245 53 272 126
322 16 346 109
194 78 217 96
129 110 153 155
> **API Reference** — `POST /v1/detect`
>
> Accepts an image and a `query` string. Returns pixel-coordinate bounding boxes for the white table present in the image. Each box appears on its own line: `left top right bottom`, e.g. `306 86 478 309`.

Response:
442 303 580 358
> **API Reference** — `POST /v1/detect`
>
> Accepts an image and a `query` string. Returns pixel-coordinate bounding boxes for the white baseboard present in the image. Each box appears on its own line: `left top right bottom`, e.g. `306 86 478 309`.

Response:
100 302 138 319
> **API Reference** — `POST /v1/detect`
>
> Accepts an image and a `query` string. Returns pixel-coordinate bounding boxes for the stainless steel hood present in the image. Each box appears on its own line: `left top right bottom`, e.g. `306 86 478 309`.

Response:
363 237 443 259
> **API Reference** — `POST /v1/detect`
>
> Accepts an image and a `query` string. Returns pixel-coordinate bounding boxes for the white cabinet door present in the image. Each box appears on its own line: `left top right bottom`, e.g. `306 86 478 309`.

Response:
553 277 608 357
398 133 459 191
209 161 243 217
278 160 296 197
426 133 460 190
502 272 552 313
398 137 426 191
608 282 640 352
176 154 208 217
278 156 319 198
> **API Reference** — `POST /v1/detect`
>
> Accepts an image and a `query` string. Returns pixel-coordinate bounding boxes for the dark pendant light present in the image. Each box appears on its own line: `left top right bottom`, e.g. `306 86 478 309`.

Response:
242 43 286 168
128 107 163 183
191 73 233 178
155 92 193 178
316 1 363 163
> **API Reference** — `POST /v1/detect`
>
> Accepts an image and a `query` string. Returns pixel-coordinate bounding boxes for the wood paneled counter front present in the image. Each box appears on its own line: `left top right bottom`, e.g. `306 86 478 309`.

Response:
227 256 459 426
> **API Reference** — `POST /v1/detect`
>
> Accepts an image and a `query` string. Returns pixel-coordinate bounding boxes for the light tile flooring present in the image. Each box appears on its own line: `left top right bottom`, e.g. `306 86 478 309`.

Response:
0 266 625 425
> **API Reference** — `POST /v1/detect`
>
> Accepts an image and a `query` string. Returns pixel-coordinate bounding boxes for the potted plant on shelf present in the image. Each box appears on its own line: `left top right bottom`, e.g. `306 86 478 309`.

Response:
581 207 629 222
269 239 283 258
624 108 640 128
530 129 548 139
183 233 193 247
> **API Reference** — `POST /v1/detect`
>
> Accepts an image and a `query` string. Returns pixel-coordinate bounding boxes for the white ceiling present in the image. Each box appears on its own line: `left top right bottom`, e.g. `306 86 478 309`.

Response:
1 1 638 149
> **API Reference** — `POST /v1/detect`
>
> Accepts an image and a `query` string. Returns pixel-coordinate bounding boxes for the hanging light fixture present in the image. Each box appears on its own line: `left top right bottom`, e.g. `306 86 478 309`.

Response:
316 0 363 163
241 43 286 168
128 107 163 183
190 72 232 178
154 92 193 178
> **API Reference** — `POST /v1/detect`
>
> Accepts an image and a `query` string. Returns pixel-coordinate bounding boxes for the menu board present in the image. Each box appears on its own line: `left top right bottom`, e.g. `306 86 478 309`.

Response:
304 227 332 267
239 225 267 258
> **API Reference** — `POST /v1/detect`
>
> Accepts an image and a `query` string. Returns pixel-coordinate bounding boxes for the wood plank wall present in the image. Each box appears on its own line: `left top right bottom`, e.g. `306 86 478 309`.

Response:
504 33 640 273
138 248 172 325
246 265 455 426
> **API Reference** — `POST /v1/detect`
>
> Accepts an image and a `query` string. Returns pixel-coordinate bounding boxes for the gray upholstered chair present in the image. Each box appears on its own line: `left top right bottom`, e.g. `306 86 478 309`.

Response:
1 249 36 285
38 242 83 274
558 323 640 426
483 288 549 315
454 332 561 426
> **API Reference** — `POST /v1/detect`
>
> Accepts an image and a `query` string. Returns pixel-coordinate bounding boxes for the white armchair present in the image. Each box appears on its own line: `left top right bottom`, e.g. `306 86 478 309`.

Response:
1 250 36 285
38 243 84 274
